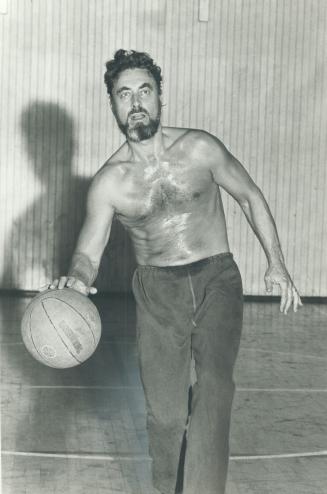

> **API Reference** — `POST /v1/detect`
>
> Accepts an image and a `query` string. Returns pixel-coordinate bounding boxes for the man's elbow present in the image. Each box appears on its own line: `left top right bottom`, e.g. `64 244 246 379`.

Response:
238 186 266 210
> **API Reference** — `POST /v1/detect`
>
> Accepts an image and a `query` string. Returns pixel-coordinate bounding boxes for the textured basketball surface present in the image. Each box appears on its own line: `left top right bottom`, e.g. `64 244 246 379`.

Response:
21 288 102 368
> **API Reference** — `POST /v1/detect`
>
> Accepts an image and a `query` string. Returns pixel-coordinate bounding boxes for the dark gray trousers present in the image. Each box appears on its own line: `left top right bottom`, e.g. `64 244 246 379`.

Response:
132 253 243 494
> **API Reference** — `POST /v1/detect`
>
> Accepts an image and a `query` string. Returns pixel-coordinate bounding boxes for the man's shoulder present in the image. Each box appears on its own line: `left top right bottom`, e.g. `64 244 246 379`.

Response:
93 143 130 184
164 126 226 152
106 141 130 165
187 128 226 151
101 142 129 171
163 126 205 142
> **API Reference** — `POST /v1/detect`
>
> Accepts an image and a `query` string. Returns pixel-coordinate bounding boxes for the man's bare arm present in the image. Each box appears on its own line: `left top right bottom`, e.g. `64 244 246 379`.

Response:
49 170 115 295
67 252 99 288
201 132 302 314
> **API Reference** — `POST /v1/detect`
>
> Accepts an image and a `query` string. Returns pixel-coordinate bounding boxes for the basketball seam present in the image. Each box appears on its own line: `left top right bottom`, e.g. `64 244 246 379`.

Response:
41 301 82 364
28 311 54 365
46 296 99 347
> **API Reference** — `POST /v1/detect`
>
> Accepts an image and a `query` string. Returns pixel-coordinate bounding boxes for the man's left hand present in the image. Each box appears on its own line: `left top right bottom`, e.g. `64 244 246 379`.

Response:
264 264 303 315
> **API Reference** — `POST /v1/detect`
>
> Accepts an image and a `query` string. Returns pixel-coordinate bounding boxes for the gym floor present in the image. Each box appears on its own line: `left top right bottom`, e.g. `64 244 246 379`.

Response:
1 294 327 494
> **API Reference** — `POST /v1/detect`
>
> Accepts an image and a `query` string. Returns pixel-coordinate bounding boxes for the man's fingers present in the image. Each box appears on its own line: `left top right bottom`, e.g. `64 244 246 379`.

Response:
74 281 98 296
58 276 68 289
49 279 59 289
66 277 86 292
267 266 302 316
283 287 293 315
293 294 299 313
66 277 75 288
293 289 303 312
41 277 97 296
265 277 273 293
282 286 303 315
279 282 288 313
68 279 89 295
39 284 50 292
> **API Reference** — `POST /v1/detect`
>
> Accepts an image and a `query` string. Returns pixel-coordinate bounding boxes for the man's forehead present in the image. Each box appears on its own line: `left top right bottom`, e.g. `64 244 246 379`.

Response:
114 68 155 89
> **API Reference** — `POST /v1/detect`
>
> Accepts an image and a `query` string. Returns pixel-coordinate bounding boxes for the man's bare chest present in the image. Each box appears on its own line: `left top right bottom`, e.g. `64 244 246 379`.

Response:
115 159 214 219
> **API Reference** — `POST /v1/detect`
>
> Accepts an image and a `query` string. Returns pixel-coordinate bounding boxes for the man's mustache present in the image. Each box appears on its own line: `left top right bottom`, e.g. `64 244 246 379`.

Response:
128 108 149 118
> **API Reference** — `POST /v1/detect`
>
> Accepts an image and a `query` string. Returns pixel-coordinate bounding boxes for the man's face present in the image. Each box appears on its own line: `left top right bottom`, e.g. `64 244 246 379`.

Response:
110 68 161 142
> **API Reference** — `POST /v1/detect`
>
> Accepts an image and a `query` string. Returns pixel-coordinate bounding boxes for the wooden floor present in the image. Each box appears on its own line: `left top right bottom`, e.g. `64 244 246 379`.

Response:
1 294 327 493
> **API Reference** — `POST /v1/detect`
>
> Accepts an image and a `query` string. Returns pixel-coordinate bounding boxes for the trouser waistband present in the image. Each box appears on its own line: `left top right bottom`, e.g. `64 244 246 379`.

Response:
137 252 233 272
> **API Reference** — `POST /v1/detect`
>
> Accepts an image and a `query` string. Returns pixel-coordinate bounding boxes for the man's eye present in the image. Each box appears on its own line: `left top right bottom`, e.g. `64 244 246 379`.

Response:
140 88 150 97
119 92 131 100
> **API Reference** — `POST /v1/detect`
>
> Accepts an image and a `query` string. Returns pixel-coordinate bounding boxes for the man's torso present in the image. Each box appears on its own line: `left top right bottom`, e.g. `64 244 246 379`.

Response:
100 128 230 266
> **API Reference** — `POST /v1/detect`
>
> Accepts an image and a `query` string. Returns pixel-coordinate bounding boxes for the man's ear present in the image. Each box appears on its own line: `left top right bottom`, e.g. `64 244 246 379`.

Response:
109 96 114 113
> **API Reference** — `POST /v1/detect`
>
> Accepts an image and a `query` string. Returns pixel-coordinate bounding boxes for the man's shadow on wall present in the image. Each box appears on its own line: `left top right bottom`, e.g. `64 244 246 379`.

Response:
2 100 135 293
1 101 136 469
2 101 88 290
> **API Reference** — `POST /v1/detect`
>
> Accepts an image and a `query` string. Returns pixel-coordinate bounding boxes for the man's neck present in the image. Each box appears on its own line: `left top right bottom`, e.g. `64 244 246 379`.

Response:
127 125 166 163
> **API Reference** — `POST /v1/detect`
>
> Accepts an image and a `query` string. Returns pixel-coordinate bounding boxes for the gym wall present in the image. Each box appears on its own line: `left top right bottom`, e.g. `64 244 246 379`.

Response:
0 0 326 295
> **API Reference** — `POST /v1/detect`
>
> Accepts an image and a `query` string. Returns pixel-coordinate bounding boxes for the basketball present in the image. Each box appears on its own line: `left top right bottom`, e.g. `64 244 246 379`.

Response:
21 288 102 369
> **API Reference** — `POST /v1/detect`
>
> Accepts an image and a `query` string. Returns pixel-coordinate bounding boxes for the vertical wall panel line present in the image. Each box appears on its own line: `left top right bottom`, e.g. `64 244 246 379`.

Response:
274 0 285 238
246 1 257 290
303 0 315 292
317 1 327 293
279 0 292 267
296 0 309 290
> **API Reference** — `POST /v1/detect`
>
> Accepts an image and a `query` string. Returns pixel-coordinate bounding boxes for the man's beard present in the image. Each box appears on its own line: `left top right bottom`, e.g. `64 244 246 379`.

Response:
115 105 161 142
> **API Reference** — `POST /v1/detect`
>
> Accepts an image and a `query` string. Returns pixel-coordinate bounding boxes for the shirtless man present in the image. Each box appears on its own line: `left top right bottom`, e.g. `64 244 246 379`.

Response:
49 50 302 494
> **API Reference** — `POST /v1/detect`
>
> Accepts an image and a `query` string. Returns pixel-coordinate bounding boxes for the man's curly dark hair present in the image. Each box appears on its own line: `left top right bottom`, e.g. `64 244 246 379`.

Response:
104 49 162 97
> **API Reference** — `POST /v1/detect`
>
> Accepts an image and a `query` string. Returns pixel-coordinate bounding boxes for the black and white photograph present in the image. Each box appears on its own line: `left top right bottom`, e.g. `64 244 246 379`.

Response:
0 1 326 493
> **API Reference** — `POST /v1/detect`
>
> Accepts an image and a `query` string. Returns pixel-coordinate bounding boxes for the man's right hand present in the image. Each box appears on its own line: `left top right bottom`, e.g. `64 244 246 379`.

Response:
41 277 97 296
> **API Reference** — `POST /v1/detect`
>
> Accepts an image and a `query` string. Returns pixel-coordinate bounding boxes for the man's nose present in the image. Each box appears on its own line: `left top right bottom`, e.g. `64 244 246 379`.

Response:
131 93 141 108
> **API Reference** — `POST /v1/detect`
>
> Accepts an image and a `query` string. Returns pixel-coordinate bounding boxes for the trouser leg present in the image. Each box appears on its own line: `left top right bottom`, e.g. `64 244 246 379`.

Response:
140 331 190 494
132 269 192 494
183 262 243 494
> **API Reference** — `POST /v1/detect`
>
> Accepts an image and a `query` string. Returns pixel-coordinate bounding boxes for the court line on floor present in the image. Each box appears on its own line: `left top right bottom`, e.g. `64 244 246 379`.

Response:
1 384 143 390
2 384 327 393
3 341 327 361
2 450 327 462
1 451 150 461
232 451 327 460
237 387 327 393
241 347 327 361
